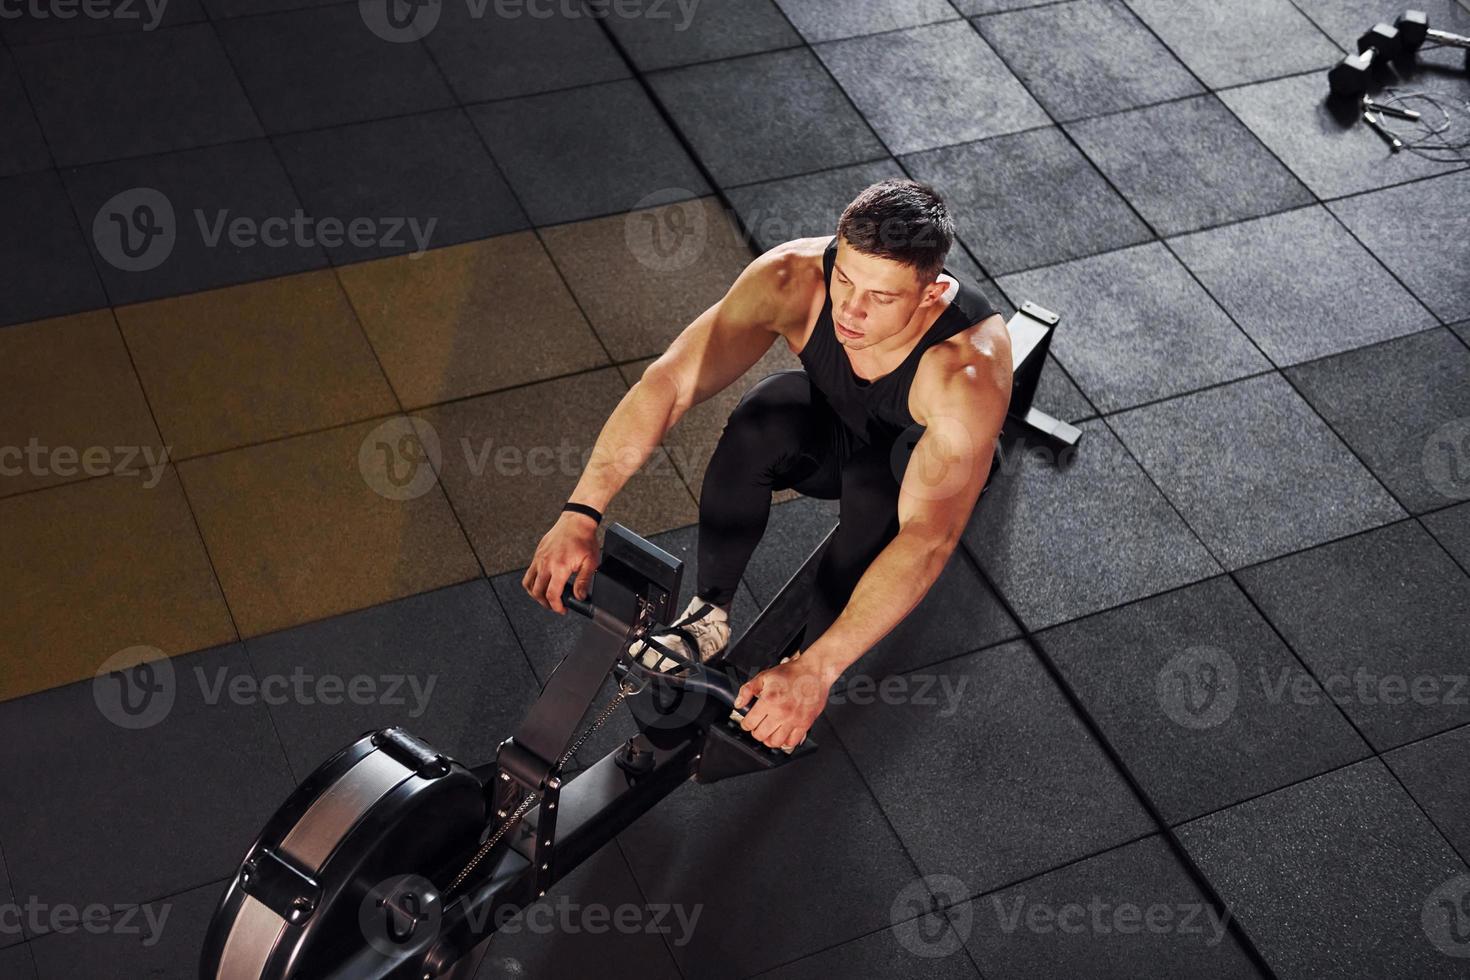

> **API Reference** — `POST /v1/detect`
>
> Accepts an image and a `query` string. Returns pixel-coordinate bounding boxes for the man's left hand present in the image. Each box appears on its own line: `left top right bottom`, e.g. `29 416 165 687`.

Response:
733 656 835 751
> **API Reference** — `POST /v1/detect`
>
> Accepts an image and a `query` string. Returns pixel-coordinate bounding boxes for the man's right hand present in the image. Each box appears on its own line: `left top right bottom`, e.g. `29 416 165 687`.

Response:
522 512 600 614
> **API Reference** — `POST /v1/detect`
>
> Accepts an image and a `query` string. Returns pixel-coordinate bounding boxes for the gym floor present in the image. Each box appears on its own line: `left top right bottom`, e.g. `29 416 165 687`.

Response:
3 0 1470 977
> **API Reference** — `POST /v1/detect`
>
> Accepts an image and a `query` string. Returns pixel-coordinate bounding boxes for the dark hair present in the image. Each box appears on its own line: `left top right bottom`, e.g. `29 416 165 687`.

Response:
837 178 955 284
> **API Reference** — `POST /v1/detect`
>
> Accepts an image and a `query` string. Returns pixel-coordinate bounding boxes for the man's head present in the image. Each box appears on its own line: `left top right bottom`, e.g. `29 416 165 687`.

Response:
831 179 956 350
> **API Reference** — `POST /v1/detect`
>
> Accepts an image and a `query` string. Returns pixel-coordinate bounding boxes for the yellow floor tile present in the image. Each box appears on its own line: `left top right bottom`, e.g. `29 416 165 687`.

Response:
0 310 164 498
337 232 608 409
116 271 398 458
0 469 235 702
177 419 480 637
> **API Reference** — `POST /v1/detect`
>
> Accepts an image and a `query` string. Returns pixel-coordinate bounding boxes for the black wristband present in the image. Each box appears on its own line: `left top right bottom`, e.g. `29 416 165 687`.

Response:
562 501 603 525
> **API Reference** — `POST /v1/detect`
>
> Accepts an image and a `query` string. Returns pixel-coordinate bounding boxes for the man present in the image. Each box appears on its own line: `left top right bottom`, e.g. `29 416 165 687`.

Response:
522 178 1013 751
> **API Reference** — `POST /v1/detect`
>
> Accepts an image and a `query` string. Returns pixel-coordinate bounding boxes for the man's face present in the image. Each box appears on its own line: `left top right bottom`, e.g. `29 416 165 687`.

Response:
830 239 948 351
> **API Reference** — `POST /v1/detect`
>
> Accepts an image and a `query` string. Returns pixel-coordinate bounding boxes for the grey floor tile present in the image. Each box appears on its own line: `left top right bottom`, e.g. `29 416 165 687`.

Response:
63 140 327 306
28 879 223 980
606 0 801 70
773 0 958 42
1219 72 1466 202
0 945 36 980
202 0 341 17
0 0 203 42
1236 520 1470 751
1454 321 1470 347
1109 373 1405 569
815 21 1049 155
952 0 1063 12
470 80 709 224
726 158 907 252
1287 329 1470 513
274 109 528 264
1169 205 1438 366
830 639 1155 892
1178 759 1470 980
1041 576 1370 824
648 47 886 188
1328 170 1470 323
962 836 1264 979
748 913 979 979
12 25 259 167
1290 0 1470 52
904 127 1153 276
963 419 1220 629
0 645 296 926
0 170 107 328
1031 354 1096 423
616 718 922 980
999 242 1269 413
243 580 542 777
0 849 16 948
424 1 630 102
1123 0 1341 89
1067 95 1315 236
216 4 455 134
1385 724 1470 862
0 52 49 178
736 495 841 608
974 0 1204 122
1423 502 1470 570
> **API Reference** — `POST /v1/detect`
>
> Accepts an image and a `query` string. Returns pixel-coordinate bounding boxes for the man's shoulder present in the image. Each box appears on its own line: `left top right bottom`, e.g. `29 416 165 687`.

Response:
729 238 830 336
746 237 831 291
911 313 1013 425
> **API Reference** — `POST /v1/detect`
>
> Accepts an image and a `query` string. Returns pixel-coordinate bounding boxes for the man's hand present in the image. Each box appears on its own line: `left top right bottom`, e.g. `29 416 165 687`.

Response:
734 656 836 751
522 512 599 614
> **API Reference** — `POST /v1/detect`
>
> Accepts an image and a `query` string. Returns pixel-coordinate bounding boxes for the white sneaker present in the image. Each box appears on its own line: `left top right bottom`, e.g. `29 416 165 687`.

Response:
630 596 731 672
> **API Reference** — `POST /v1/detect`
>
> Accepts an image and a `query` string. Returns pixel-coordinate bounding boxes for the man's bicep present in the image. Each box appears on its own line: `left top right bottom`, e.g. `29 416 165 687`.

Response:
897 375 1008 543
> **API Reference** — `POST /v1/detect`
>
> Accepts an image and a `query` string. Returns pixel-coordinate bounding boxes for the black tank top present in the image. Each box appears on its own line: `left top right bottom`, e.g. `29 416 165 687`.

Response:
798 236 998 447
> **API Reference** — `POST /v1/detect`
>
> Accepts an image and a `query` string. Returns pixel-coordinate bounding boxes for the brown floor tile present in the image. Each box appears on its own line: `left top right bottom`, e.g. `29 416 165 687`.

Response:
336 232 607 409
176 418 479 636
421 367 700 575
0 469 235 702
0 310 163 498
115 270 397 459
540 196 755 361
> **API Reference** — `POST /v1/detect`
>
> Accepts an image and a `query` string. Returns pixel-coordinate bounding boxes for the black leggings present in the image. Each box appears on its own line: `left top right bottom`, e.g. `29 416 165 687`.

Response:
695 369 929 646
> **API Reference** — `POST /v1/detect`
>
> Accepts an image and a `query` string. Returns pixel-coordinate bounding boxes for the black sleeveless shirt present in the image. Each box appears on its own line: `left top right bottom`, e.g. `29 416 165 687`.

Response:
798 236 998 448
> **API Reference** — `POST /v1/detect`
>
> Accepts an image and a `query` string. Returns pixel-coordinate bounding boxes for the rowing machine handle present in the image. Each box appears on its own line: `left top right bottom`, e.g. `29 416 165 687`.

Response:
560 581 595 619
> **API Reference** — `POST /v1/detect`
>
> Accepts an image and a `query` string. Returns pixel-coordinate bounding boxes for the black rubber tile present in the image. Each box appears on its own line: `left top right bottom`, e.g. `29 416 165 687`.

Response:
1291 0 1470 52
815 21 1049 155
952 0 1061 12
1177 759 1470 980
1218 72 1467 202
830 640 1155 891
0 849 16 948
216 4 454 134
616 719 923 980
1169 205 1438 366
243 580 542 778
1236 520 1470 751
606 0 800 70
725 158 906 252
772 0 958 42
749 914 979 979
0 0 205 46
963 419 1219 629
1385 725 1470 861
1423 502 1470 570
735 495 841 609
1109 373 1405 569
997 242 1268 412
0 645 296 927
962 836 1263 979
0 946 36 979
274 109 527 264
27 879 223 980
0 52 49 177
1041 577 1370 825
1328 170 1470 323
1287 329 1470 513
202 0 338 18
974 0 1204 123
12 26 259 167
63 140 326 306
1123 0 1340 89
1067 95 1314 237
1454 321 1470 347
424 1 629 103
648 48 886 188
0 170 106 327
470 80 708 224
1031 354 1095 423
904 127 1152 276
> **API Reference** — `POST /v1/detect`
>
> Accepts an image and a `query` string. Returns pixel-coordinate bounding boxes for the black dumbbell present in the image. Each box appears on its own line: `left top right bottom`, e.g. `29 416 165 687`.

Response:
1327 22 1404 96
1394 9 1470 72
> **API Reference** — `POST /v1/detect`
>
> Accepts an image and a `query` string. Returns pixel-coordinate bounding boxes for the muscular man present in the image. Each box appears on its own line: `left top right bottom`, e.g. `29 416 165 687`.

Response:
522 178 1013 751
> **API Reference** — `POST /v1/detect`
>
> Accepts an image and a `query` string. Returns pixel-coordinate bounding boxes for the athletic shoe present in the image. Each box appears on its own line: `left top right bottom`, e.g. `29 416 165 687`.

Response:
629 596 731 672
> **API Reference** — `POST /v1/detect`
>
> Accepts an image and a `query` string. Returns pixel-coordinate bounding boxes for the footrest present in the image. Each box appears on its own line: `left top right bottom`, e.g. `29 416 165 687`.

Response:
692 719 817 784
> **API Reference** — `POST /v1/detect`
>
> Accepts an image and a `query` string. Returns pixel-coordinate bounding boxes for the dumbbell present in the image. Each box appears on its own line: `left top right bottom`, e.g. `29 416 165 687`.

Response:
1327 22 1404 96
1394 9 1470 72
